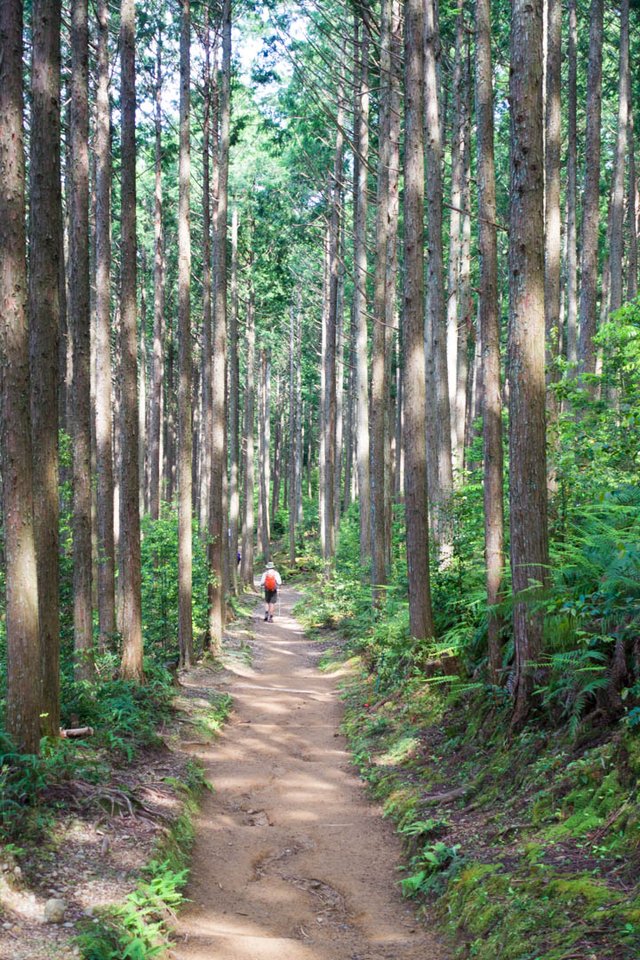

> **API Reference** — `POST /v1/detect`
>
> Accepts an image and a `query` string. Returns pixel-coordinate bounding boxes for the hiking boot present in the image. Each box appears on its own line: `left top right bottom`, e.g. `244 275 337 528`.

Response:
264 613 269 621
268 615 273 622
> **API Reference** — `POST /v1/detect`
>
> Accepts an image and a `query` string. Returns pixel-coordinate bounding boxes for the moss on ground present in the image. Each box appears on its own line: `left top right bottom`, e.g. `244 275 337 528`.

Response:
329 647 640 960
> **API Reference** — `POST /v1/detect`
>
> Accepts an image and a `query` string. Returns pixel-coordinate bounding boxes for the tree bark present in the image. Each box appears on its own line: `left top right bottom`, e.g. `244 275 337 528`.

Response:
353 12 371 564
209 0 231 650
544 0 562 419
476 0 504 684
94 0 116 650
403 0 435 641
177 0 193 668
70 0 93 680
149 33 164 521
566 0 578 369
228 207 240 593
577 0 604 375
241 269 256 587
29 0 62 735
424 0 454 562
446 0 466 476
258 349 272 561
1 0 42 754
508 0 550 726
199 21 214 533
629 98 638 302
608 0 629 316
119 0 143 682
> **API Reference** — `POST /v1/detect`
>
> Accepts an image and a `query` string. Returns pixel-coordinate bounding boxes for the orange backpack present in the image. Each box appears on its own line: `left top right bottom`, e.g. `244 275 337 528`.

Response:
264 572 277 592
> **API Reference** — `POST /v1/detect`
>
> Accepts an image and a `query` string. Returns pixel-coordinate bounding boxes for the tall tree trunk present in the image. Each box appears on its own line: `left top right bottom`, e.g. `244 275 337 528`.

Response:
353 12 371 564
119 0 143 681
456 44 472 469
334 216 346 531
403 0 435 641
319 221 329 558
577 0 604 375
446 0 466 476
228 207 240 594
258 349 271 560
508 0 549 726
70 0 93 679
343 302 355 512
149 34 164 521
608 0 629 316
138 255 148 517
544 0 562 420
177 0 193 667
209 0 231 649
200 20 214 534
94 0 116 649
371 0 394 598
629 99 638 302
241 272 256 587
1 0 42 753
288 297 299 564
29 0 62 735
566 0 578 368
425 0 454 562
476 0 504 683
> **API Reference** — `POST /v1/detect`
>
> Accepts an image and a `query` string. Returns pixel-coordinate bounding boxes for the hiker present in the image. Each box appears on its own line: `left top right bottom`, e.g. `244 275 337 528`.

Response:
259 561 282 622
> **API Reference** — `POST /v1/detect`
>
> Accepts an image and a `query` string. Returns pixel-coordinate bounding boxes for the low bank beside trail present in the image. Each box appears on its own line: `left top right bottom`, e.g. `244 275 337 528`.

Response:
297 602 640 960
0 612 254 960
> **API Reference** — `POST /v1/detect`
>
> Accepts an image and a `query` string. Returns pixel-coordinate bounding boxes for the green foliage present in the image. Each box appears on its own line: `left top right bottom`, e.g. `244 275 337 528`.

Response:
141 509 211 659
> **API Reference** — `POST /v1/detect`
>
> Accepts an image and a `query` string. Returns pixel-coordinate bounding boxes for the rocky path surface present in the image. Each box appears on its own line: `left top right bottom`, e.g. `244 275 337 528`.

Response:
170 587 446 960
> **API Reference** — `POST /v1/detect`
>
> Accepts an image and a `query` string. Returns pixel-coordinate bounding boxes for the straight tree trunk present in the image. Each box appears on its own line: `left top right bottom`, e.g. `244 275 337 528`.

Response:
199 19 214 533
353 13 371 564
138 257 147 517
334 217 346 531
149 34 164 521
446 0 466 475
629 99 638 301
476 0 504 683
177 0 193 667
608 0 629 315
566 0 578 368
288 297 299 564
544 0 562 417
29 0 62 735
94 0 116 649
319 222 329 559
70 0 93 679
228 207 240 593
241 272 256 587
425 0 454 562
577 0 604 375
456 45 472 469
258 349 272 560
371 0 393 598
1 0 42 754
403 0 435 641
119 0 143 681
343 303 355 512
209 0 231 649
508 0 550 726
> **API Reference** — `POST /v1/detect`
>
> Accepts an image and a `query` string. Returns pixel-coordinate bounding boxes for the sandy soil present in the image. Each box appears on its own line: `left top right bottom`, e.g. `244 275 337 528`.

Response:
170 587 447 960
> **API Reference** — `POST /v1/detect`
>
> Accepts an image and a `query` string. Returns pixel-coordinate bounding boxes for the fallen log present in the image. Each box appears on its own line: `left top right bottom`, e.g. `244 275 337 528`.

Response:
60 726 94 739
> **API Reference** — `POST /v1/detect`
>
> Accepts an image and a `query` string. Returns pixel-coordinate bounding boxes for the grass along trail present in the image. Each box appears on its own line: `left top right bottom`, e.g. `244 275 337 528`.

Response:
170 587 446 960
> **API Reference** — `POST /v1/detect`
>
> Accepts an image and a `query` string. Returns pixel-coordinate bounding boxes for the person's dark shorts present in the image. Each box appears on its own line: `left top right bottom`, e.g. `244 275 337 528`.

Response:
265 589 277 604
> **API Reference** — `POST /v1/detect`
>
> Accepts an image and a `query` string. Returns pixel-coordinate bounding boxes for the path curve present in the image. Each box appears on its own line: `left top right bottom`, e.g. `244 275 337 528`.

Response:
170 587 446 960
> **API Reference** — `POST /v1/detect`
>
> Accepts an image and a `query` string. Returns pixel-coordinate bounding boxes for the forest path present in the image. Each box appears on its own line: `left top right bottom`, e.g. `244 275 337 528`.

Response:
170 586 446 960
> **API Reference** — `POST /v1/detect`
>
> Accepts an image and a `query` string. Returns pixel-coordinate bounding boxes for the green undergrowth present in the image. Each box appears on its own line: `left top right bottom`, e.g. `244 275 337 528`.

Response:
75 762 206 960
299 598 640 960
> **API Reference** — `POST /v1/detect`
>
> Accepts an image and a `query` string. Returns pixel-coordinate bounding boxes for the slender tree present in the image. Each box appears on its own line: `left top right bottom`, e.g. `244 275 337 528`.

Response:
544 0 562 417
577 0 604 375
353 12 371 564
119 0 143 681
94 0 116 650
209 0 231 649
228 207 240 592
508 0 549 725
29 0 62 733
241 266 256 587
177 0 193 667
403 0 434 641
566 0 578 368
149 33 164 521
1 0 42 754
476 0 504 683
70 0 93 679
424 0 453 560
608 0 629 316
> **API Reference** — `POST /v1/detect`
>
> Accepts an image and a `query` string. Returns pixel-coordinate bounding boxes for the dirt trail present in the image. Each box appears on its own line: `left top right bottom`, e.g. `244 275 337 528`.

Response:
170 587 446 960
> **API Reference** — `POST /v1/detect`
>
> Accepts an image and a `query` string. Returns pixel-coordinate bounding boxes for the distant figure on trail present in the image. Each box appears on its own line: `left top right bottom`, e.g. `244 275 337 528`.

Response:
259 561 282 623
